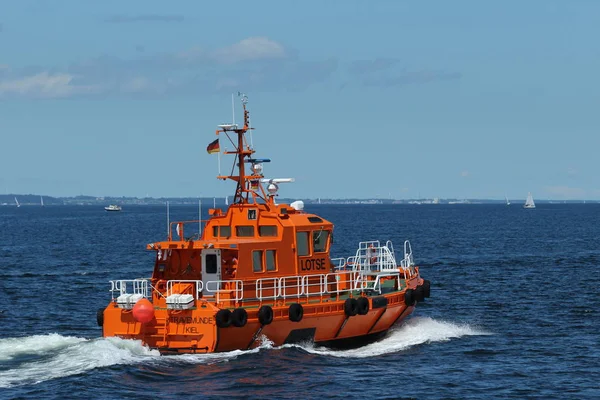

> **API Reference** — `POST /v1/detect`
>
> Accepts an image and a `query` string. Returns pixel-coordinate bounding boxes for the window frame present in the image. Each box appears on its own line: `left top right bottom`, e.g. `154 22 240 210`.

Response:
313 230 329 253
259 225 278 237
236 225 255 237
265 249 277 271
296 231 310 256
252 250 264 272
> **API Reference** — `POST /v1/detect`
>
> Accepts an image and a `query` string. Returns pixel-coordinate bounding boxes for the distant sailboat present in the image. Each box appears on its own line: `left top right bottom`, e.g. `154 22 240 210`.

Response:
505 195 510 206
15 197 20 208
225 196 229 206
524 192 535 209
40 196 44 207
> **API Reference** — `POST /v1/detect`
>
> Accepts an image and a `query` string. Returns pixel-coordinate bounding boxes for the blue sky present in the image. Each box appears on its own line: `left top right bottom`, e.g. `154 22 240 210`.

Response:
1 0 599 200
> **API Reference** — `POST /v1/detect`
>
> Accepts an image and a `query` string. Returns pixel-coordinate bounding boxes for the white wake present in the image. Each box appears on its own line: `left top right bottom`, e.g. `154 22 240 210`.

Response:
290 317 490 358
0 318 487 387
0 334 159 388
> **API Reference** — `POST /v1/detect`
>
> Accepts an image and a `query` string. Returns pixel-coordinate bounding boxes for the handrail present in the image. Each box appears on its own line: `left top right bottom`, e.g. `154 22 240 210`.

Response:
205 279 243 303
256 277 279 300
109 240 417 304
109 279 149 300
168 219 211 241
302 274 326 298
279 276 303 299
330 257 346 271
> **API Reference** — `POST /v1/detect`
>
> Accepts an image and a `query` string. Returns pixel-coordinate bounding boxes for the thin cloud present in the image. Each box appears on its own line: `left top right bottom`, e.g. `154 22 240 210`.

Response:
212 37 286 63
0 72 101 98
0 37 336 99
460 170 470 177
349 58 400 75
362 70 462 87
104 15 185 23
345 57 461 88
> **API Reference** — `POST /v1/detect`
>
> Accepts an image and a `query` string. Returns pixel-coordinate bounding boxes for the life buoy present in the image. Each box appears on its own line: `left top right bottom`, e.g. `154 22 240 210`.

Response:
404 289 415 306
423 280 431 298
215 309 232 328
258 305 274 325
344 298 358 317
96 308 104 327
357 297 369 315
289 303 303 322
232 308 248 327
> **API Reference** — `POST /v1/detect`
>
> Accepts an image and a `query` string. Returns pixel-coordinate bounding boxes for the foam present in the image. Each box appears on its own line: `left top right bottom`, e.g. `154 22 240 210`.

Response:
0 335 159 388
288 317 490 358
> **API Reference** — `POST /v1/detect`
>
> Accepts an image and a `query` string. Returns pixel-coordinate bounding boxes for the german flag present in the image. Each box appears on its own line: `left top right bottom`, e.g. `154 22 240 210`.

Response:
206 139 220 154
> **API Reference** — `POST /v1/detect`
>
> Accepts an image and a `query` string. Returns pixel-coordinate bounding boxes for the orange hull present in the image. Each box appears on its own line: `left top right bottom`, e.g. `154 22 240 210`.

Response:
102 289 419 354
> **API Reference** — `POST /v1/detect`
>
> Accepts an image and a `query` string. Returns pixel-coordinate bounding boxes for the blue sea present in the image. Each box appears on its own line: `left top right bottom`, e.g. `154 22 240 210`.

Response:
1 204 598 399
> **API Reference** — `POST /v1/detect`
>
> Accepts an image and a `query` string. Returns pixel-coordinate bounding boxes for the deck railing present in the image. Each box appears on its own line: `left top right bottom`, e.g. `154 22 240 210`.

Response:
109 240 416 305
204 279 244 303
109 279 149 300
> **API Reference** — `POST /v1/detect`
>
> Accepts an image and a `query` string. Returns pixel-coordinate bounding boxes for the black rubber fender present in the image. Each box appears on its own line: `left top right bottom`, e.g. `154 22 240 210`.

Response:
356 297 369 315
423 279 431 298
371 296 388 309
258 305 274 325
415 285 425 302
404 289 415 306
344 298 358 317
216 309 232 328
289 303 304 322
232 308 248 327
96 308 104 327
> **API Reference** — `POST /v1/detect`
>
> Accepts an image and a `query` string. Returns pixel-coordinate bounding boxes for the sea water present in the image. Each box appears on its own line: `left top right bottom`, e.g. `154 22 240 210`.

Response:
0 204 598 399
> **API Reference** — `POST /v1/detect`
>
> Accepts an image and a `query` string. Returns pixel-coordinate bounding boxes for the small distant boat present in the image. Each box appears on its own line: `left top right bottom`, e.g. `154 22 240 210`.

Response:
505 195 510 206
523 192 535 209
105 205 122 212
40 196 44 207
15 197 20 208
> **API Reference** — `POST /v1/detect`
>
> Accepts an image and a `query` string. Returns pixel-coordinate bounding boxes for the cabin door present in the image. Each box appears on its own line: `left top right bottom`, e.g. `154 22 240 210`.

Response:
201 249 221 296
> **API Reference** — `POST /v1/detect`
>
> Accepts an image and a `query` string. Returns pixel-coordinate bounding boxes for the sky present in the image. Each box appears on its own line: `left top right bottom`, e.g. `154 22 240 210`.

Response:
1 0 599 201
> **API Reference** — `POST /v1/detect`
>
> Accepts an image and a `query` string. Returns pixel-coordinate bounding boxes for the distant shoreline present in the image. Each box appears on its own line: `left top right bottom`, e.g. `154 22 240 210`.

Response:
1 194 596 206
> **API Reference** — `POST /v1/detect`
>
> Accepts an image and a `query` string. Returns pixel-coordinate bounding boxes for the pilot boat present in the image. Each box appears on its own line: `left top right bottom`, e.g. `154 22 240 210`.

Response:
98 95 431 353
105 204 122 212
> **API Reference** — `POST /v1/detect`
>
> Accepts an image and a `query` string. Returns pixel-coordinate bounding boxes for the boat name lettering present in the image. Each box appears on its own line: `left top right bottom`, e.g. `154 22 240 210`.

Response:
300 257 327 271
169 316 214 325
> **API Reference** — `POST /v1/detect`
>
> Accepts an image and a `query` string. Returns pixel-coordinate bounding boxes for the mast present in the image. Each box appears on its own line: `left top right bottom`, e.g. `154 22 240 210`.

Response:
216 94 258 205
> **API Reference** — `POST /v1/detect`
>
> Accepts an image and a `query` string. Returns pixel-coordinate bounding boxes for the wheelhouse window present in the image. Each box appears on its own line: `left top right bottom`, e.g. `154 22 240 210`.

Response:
248 209 257 220
259 225 278 237
236 226 255 237
266 250 277 271
313 230 329 253
253 250 263 272
213 226 231 237
296 232 309 256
